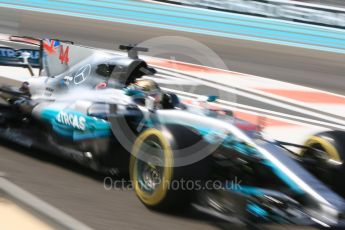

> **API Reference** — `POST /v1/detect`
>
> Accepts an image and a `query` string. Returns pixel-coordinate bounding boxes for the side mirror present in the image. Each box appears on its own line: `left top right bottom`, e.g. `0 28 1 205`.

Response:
207 95 218 102
197 95 218 102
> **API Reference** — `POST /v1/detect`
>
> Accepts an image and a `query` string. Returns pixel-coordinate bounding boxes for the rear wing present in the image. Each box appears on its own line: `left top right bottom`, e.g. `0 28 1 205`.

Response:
0 35 41 69
0 35 155 81
0 35 80 77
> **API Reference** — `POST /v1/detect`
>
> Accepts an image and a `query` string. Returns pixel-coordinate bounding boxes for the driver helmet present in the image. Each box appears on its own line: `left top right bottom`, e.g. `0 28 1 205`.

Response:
134 79 159 92
127 79 162 102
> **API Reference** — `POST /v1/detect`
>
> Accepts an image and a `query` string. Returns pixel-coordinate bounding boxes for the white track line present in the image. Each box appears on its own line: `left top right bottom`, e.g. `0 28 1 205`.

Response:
151 60 345 99
0 177 93 230
157 71 345 126
155 64 345 118
217 99 345 130
162 87 342 130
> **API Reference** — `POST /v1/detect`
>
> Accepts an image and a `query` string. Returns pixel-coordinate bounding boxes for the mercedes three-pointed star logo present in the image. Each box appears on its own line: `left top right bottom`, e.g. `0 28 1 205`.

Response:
74 64 91 85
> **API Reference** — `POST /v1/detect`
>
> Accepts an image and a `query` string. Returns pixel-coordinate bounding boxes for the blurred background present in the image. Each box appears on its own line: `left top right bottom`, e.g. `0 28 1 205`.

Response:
0 0 344 229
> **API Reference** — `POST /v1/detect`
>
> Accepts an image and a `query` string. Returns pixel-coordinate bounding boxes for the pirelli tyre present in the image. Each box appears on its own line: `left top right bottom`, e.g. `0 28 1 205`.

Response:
129 125 211 211
302 131 345 193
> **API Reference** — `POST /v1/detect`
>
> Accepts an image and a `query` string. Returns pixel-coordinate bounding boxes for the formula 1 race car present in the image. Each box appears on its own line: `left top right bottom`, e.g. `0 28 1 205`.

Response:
1 36 345 228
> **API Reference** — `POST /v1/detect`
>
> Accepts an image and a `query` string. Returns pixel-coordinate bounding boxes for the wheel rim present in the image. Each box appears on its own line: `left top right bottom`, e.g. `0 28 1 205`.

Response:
130 129 173 206
137 140 164 194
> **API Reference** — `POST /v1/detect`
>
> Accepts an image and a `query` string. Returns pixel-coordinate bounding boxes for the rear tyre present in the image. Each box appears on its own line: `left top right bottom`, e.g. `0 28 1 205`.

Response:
129 126 211 211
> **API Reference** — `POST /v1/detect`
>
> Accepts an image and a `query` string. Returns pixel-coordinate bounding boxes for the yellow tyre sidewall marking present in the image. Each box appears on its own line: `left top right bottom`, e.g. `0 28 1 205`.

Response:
302 136 341 162
130 128 173 206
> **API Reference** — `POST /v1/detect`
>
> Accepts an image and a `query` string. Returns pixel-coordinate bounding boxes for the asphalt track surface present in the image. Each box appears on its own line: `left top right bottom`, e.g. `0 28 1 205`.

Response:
0 6 344 230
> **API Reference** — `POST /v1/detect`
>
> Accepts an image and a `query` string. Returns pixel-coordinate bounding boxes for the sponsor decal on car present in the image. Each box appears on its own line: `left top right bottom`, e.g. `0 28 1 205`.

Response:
0 47 39 59
73 64 91 85
56 111 86 131
43 39 70 64
43 39 60 55
41 109 111 140
0 47 40 67
59 45 69 64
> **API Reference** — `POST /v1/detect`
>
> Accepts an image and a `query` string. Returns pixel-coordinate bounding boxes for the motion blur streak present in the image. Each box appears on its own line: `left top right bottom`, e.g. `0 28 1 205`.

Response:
0 1 343 230
0 0 345 52
0 7 344 94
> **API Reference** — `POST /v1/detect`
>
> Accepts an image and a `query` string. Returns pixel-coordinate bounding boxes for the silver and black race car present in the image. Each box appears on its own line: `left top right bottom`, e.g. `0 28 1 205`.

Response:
1 36 345 228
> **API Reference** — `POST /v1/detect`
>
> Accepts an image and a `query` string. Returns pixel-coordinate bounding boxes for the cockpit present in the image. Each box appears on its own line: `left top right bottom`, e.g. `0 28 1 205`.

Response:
93 58 156 88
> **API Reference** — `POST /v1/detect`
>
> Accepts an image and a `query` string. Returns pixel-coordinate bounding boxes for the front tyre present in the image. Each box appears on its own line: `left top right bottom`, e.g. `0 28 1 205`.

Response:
130 128 173 209
129 127 210 211
302 131 345 193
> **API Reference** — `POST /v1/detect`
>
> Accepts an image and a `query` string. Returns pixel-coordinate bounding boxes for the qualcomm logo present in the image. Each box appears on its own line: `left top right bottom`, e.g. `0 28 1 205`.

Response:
56 111 86 131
